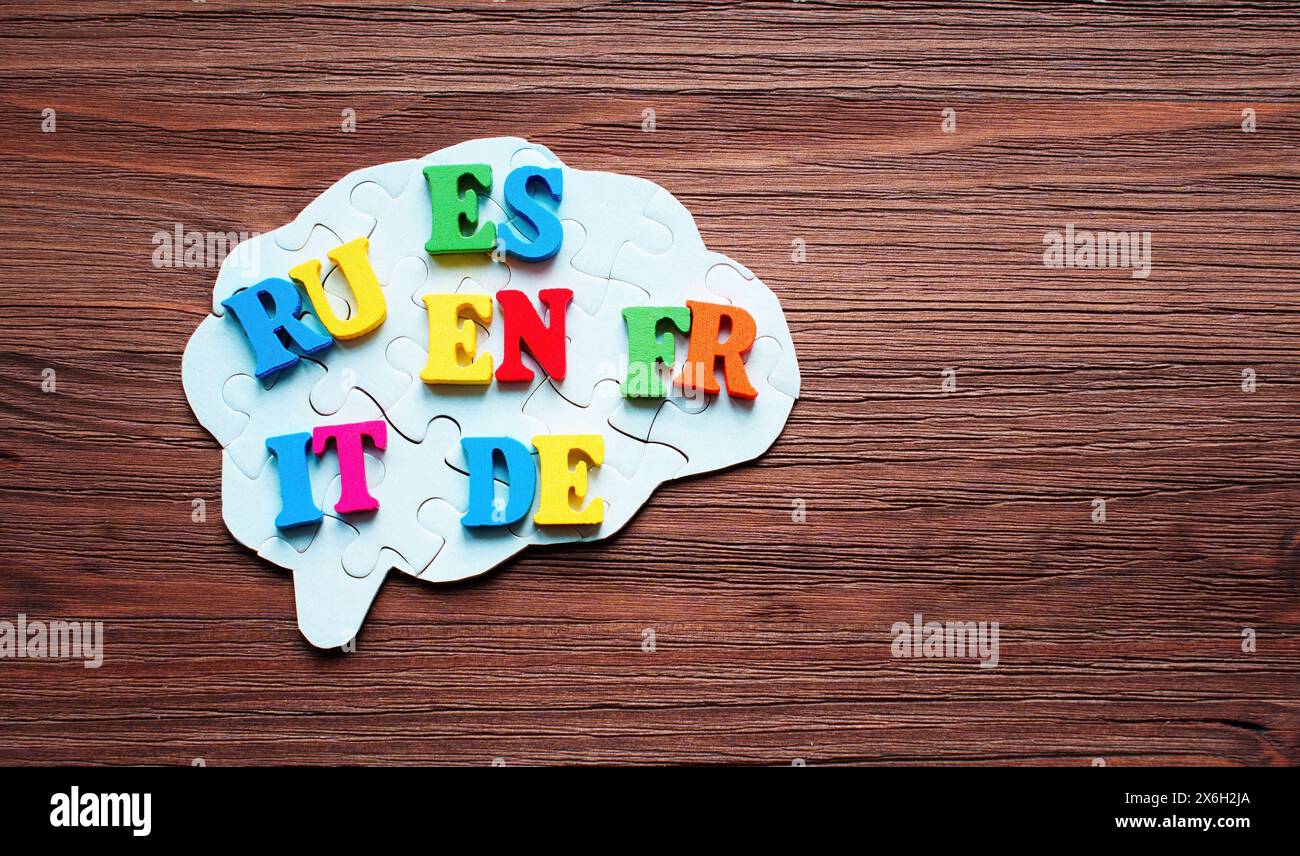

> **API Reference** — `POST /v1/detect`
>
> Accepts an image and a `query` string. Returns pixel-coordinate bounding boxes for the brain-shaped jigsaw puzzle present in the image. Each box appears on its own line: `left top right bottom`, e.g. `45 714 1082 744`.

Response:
183 137 800 647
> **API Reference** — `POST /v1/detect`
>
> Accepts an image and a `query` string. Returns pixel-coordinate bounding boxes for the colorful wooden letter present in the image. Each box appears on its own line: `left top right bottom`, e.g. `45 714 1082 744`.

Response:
266 431 322 529
621 306 691 398
499 166 564 261
423 163 496 255
532 434 604 526
675 300 758 399
495 288 573 383
311 419 387 515
460 437 538 526
420 293 493 385
288 236 387 340
220 277 333 379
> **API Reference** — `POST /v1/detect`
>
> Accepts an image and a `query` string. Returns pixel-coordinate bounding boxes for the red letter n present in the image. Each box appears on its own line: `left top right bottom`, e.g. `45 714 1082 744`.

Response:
494 287 573 383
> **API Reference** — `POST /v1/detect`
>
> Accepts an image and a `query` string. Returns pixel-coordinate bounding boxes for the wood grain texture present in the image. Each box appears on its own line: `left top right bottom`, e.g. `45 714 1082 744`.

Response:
1 1 1298 766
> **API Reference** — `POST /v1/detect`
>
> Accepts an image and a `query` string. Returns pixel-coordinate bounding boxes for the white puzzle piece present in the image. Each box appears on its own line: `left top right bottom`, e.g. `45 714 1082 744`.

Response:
320 417 461 579
642 336 796 478
222 360 383 481
418 497 529 582
305 254 432 416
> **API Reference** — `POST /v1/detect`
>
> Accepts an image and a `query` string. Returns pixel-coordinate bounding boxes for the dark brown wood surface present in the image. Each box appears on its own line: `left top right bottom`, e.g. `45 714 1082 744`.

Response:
0 1 1297 766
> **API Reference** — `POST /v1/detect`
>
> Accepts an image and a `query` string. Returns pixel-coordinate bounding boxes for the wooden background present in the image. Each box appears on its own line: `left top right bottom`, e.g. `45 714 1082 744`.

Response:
0 1 1297 766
